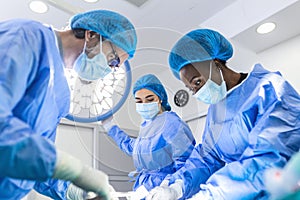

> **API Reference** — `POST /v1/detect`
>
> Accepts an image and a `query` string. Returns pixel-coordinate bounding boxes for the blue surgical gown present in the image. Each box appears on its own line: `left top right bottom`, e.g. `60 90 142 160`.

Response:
0 19 70 199
168 64 300 199
107 111 196 191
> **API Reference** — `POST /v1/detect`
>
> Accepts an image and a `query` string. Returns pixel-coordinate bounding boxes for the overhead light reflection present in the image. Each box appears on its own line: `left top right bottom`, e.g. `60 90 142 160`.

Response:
29 1 48 14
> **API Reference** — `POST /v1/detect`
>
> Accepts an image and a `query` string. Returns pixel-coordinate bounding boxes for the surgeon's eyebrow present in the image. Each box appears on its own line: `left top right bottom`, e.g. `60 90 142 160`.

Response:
134 97 143 103
145 94 155 98
189 76 198 83
135 94 155 101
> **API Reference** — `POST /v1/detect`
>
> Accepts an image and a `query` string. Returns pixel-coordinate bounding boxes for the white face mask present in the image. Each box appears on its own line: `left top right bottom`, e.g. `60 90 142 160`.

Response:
73 37 112 81
136 102 160 120
193 61 227 104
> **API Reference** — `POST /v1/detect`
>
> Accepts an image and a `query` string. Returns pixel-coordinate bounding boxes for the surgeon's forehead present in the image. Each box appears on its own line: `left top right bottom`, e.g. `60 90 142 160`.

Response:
179 63 200 79
135 88 158 98
180 61 210 79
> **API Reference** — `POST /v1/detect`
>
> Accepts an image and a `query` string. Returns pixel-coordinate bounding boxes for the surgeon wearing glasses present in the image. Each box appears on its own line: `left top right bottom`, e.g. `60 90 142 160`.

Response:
0 9 137 200
72 30 124 81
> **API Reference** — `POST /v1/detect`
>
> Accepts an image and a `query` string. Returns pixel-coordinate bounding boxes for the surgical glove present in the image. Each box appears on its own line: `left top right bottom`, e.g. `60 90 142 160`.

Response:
66 183 85 200
53 150 111 199
131 185 149 200
102 116 116 132
160 179 170 187
66 183 102 200
146 180 183 200
66 183 118 200
187 190 213 200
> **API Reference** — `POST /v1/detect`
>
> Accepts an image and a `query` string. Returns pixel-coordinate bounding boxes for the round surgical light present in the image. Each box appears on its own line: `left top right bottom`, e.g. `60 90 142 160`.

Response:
29 1 48 14
256 22 276 34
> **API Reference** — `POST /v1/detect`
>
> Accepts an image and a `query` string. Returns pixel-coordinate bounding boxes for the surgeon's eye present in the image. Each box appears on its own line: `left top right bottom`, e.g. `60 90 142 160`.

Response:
107 53 115 60
135 98 142 103
145 98 155 102
189 78 203 95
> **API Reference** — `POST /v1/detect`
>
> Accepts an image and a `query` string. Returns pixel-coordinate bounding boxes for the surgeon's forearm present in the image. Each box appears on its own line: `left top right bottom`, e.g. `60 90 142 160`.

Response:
107 125 135 156
34 178 70 199
181 168 212 198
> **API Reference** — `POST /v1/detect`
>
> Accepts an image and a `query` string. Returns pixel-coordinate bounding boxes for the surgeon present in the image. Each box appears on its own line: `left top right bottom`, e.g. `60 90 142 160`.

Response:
0 9 137 200
146 29 300 200
103 74 195 198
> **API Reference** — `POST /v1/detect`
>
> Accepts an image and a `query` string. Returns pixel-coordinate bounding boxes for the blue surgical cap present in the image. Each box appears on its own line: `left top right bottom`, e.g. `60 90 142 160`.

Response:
169 29 233 79
70 10 137 59
133 74 171 111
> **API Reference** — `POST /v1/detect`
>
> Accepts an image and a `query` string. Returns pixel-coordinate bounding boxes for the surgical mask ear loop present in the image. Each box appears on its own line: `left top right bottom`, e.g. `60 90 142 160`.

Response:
210 60 225 83
99 35 103 55
208 61 213 80
99 35 115 72
219 64 225 82
82 40 87 54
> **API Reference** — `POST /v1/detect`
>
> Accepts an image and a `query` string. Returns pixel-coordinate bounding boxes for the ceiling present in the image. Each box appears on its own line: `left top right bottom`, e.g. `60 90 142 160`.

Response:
232 0 300 53
1 0 299 64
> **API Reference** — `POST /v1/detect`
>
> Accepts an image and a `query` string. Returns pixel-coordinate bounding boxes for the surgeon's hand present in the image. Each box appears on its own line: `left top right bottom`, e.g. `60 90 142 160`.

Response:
53 150 111 199
102 116 116 132
66 183 117 200
72 165 111 199
66 184 97 200
146 180 183 200
186 190 212 200
146 186 179 200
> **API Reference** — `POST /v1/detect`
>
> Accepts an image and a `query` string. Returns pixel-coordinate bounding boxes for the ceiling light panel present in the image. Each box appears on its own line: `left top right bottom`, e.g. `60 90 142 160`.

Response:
256 22 276 34
29 1 49 13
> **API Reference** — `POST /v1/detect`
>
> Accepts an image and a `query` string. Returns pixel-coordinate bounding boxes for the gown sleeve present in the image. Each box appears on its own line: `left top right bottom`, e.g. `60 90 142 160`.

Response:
162 112 225 198
169 141 225 198
163 113 196 171
0 22 57 180
107 125 136 156
34 179 70 199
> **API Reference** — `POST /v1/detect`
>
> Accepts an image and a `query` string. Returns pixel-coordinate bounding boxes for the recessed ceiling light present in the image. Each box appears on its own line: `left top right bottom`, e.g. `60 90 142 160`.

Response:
29 1 48 14
83 0 99 3
256 22 276 34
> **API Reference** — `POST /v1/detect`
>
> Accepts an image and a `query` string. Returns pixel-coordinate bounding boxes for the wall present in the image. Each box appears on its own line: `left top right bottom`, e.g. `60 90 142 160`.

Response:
257 34 300 92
